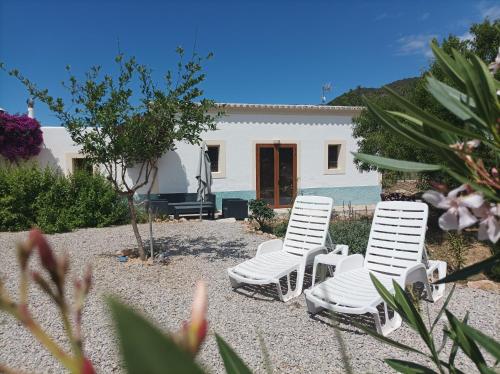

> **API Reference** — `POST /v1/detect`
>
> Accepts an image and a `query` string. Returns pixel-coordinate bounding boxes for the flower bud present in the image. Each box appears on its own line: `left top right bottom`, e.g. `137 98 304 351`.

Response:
83 266 92 295
17 241 33 271
29 229 57 275
82 357 96 374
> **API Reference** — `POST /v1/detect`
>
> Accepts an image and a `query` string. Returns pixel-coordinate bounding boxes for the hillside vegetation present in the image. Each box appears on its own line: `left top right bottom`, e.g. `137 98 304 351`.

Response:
327 77 418 106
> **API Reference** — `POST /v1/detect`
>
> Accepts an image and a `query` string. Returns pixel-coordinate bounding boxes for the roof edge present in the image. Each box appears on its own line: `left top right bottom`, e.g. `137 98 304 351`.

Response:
215 102 364 113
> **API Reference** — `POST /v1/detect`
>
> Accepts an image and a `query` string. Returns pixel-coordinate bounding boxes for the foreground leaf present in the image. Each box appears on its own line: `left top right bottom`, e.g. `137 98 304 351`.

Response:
385 359 438 374
445 310 488 372
434 254 500 284
215 334 253 374
353 153 442 172
460 323 500 361
107 297 205 374
352 321 424 356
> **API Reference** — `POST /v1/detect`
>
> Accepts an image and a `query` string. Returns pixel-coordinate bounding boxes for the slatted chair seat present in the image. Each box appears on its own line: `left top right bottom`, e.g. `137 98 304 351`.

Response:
308 268 394 309
230 252 302 282
227 195 337 301
304 201 447 336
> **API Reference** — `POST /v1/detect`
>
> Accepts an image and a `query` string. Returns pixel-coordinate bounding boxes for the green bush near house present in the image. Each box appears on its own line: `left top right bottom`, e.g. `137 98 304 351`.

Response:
0 164 129 233
330 219 372 255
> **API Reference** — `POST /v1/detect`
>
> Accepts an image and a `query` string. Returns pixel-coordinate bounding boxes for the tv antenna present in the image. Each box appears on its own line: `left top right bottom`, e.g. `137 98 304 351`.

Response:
321 83 332 104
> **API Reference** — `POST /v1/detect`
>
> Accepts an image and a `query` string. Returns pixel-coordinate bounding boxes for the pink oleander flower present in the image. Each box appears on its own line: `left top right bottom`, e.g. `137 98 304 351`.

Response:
423 185 484 231
473 203 500 243
175 281 208 355
489 47 500 73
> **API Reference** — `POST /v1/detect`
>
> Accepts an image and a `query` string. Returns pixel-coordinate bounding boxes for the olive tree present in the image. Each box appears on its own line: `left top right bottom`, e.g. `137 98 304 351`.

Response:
4 48 218 259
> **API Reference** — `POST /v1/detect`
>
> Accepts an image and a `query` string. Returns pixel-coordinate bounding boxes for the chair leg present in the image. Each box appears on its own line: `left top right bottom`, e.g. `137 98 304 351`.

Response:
305 294 324 314
372 303 402 336
277 270 303 302
430 261 447 301
229 275 243 289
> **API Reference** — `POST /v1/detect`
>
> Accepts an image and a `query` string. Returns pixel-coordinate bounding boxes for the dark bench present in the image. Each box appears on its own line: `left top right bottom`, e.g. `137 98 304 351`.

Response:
150 193 216 219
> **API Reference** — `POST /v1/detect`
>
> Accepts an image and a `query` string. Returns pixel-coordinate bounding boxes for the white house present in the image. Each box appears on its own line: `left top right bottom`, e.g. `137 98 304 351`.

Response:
35 103 381 210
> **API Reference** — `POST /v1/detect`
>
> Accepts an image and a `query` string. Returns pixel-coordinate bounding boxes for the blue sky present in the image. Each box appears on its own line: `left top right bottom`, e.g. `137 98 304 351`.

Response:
1 0 499 125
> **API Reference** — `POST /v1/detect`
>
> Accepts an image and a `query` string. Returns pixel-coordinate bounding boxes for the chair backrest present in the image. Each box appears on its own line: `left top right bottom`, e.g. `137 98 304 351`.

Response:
365 201 428 277
283 195 334 256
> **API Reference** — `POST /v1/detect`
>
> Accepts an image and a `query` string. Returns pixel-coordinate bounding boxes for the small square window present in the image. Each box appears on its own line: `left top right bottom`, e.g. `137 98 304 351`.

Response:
327 144 340 169
207 145 220 173
72 158 93 174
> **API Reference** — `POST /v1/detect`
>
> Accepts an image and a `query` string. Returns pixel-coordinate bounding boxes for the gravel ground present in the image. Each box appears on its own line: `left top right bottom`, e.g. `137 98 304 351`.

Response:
0 221 499 373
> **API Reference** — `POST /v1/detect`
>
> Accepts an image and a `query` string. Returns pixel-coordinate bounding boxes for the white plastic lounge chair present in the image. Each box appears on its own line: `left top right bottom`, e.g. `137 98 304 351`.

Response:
227 195 336 301
304 201 447 336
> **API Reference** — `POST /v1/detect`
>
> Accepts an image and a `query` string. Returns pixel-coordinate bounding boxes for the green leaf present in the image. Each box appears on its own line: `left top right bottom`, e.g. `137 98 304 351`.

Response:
470 54 500 123
460 323 500 361
445 310 488 372
431 284 456 333
107 297 205 374
369 273 398 312
256 331 273 374
385 359 438 374
351 321 425 356
430 42 466 91
434 253 500 284
365 98 452 151
383 86 495 148
353 153 442 172
425 77 489 129
448 312 469 367
392 281 433 350
215 334 253 374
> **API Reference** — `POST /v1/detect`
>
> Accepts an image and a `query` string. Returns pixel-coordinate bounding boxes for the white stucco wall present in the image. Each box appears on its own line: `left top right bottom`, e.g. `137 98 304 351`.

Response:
35 106 380 198
155 109 379 194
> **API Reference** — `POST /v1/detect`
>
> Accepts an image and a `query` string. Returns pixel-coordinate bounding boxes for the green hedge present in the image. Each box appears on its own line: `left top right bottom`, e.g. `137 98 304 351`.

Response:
271 214 372 255
0 164 129 233
330 219 372 255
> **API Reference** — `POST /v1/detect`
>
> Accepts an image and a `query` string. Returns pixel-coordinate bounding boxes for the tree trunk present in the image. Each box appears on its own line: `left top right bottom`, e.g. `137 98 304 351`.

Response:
127 194 146 260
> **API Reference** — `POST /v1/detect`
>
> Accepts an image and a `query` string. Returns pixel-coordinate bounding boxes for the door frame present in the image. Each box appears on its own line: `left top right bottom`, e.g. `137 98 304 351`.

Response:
256 143 297 208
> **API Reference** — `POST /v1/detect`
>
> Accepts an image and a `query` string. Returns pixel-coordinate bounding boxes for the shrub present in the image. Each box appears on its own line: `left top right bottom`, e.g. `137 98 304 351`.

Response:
0 165 56 230
0 112 43 162
0 165 129 233
249 199 275 230
446 232 468 271
330 219 372 255
272 218 288 237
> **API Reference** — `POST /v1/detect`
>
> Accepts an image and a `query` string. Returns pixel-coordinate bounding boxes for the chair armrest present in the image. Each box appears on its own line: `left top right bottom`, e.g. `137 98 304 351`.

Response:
303 246 328 266
399 263 427 287
331 244 349 256
256 239 283 257
336 254 364 274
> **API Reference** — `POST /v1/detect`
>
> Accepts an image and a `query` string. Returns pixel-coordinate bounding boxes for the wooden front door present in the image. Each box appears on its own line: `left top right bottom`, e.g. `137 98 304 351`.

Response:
256 144 297 208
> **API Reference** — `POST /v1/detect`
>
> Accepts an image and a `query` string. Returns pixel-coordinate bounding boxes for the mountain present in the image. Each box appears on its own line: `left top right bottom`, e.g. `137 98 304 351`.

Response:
327 77 419 106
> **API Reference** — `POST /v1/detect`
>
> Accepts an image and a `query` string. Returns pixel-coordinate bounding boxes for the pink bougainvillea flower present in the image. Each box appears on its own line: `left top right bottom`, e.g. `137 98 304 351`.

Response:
0 112 43 162
473 203 500 243
423 185 484 231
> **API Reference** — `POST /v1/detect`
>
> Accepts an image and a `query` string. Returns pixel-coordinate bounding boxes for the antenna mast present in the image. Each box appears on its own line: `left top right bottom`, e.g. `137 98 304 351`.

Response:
321 83 332 104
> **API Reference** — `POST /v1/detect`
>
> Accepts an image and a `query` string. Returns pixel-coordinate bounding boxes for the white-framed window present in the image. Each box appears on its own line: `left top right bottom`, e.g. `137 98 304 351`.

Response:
324 140 346 174
65 152 94 175
205 140 226 178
